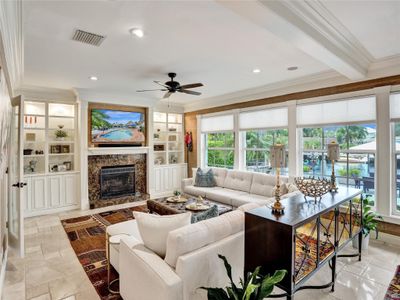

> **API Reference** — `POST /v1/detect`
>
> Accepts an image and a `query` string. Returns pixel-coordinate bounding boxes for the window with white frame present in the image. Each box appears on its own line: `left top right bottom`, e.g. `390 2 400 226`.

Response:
298 96 377 203
239 107 289 174
201 114 235 169
390 93 400 212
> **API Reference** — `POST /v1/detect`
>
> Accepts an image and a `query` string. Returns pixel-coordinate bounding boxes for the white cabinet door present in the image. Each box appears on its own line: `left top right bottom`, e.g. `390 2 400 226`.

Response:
64 174 77 205
48 175 63 207
31 176 46 210
154 168 163 193
153 164 187 196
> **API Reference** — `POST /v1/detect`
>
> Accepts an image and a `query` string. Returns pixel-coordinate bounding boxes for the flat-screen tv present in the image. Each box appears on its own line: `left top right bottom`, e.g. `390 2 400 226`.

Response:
90 106 146 146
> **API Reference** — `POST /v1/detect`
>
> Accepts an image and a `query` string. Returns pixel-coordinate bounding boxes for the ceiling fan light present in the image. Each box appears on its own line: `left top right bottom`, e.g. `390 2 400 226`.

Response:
129 28 144 38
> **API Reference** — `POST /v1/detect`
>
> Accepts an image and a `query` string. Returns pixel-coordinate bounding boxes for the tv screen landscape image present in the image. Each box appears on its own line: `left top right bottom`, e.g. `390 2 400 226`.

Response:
91 109 145 145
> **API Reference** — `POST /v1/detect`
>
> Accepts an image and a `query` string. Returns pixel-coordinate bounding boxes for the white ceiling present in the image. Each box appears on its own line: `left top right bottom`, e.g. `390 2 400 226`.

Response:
22 1 400 108
322 0 400 60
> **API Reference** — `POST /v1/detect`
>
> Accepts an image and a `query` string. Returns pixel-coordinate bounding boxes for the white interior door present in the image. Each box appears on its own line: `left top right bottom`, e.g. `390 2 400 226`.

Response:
8 95 24 257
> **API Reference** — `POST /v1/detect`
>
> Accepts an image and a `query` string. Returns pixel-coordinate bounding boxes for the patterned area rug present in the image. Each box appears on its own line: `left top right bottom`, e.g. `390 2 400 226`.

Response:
385 265 400 300
61 205 148 300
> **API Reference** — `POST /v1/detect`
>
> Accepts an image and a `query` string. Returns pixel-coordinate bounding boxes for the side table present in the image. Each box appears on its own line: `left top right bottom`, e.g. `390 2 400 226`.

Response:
106 233 130 294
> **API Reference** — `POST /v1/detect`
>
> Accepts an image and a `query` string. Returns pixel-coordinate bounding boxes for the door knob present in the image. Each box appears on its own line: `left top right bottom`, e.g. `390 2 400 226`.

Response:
12 182 27 188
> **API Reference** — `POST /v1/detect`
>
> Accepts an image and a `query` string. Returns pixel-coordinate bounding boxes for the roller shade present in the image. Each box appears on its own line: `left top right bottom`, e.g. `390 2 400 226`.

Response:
390 93 400 121
297 96 376 127
239 107 288 130
201 114 234 132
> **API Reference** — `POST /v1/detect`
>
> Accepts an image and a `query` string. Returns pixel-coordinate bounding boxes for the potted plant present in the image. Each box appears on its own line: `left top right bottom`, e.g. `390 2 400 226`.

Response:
54 125 68 141
55 125 68 141
201 254 286 300
353 197 383 250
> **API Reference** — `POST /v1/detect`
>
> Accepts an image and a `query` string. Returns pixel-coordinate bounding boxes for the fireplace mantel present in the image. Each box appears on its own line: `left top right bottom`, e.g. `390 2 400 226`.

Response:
87 153 147 208
87 146 149 156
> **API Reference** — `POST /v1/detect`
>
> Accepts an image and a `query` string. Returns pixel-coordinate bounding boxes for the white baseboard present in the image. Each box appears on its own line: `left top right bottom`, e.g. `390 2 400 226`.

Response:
0 247 8 299
149 191 174 199
24 205 80 218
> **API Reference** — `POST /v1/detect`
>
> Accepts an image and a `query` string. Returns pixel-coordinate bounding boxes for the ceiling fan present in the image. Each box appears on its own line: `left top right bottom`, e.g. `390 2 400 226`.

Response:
137 72 203 98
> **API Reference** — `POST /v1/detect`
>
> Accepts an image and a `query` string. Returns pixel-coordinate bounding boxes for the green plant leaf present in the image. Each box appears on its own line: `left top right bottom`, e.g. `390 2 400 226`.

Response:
243 283 259 300
200 287 230 300
255 269 286 299
218 254 239 294
227 287 240 300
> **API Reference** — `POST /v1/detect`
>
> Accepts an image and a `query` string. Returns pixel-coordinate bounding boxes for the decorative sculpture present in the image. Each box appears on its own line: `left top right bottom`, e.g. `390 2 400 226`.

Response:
294 177 331 203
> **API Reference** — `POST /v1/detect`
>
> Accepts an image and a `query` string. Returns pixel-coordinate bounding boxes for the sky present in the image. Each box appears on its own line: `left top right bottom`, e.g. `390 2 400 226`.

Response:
98 109 143 124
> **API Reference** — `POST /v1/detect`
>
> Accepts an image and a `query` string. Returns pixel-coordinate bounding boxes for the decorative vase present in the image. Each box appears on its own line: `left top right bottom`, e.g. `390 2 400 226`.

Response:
352 234 370 250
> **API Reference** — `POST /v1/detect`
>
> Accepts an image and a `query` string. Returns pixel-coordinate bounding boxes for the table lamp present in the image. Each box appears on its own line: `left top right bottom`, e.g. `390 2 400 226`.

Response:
327 141 340 192
270 144 286 214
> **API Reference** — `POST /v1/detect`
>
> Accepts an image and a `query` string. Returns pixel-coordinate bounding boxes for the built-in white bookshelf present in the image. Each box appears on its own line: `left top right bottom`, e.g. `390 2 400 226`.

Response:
153 112 184 165
23 101 77 176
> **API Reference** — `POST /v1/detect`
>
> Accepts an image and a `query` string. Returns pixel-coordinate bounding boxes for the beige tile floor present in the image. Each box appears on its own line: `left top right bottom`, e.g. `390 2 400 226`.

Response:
2 201 399 300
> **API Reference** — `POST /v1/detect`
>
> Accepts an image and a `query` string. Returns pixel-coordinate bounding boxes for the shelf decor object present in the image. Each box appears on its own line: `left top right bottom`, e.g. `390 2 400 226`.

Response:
327 141 340 193
55 124 68 141
153 112 184 166
294 177 331 203
270 144 286 214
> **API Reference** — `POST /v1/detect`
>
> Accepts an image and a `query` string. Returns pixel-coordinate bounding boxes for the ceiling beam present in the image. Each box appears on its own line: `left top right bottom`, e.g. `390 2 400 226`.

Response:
217 0 371 80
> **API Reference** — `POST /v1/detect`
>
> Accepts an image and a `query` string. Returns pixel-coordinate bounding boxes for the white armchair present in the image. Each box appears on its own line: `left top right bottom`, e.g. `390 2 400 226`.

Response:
119 236 183 300
107 204 259 300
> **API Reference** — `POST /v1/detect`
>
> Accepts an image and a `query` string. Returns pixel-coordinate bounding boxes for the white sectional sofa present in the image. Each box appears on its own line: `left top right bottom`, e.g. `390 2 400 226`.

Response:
182 167 299 207
106 202 261 300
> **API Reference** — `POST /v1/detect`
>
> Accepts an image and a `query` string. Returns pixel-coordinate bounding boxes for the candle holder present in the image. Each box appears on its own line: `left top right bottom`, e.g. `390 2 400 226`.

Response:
270 144 286 214
327 141 340 193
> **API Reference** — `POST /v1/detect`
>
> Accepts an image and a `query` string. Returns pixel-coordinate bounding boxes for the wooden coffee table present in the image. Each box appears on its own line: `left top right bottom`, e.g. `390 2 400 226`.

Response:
147 195 232 217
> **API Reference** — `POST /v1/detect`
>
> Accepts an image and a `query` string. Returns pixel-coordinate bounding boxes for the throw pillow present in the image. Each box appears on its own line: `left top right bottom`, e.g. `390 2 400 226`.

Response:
194 168 216 187
133 211 191 257
286 183 298 193
191 205 219 223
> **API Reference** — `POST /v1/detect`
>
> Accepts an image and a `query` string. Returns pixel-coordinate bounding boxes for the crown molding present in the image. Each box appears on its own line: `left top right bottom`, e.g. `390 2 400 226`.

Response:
16 85 77 102
184 56 400 113
284 0 372 66
0 0 23 95
184 71 342 112
75 88 164 108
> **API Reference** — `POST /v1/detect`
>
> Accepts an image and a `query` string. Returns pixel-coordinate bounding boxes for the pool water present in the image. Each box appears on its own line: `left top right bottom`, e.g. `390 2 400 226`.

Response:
101 129 133 140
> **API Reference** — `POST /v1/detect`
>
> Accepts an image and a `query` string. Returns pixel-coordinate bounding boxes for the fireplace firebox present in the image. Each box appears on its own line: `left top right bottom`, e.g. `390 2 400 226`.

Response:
100 165 135 199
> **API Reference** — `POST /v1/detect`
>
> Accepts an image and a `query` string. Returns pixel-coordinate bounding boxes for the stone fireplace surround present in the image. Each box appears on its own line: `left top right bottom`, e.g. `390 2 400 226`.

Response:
88 154 147 208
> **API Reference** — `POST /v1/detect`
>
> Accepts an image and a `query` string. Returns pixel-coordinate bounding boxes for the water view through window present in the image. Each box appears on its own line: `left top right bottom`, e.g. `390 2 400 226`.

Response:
302 124 376 203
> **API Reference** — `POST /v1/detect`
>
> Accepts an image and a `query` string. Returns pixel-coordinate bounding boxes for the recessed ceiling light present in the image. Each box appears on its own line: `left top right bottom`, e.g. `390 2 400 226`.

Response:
129 28 144 38
252 68 261 73
287 66 298 71
89 76 98 81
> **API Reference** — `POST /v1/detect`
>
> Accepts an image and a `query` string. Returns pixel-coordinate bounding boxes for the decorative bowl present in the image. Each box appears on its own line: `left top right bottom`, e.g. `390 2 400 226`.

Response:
185 203 210 211
294 177 331 202
166 196 187 203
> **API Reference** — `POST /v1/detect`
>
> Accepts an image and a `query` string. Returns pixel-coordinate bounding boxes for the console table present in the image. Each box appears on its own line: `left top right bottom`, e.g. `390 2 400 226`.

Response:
244 188 363 300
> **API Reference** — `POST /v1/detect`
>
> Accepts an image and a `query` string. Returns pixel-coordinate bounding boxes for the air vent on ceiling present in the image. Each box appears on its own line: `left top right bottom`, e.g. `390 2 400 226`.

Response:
72 29 105 46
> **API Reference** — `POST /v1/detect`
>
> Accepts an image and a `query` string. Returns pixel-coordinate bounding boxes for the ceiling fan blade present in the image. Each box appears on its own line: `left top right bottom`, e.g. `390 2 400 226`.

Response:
179 83 203 89
163 91 173 98
136 88 167 92
179 89 201 96
154 80 169 88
